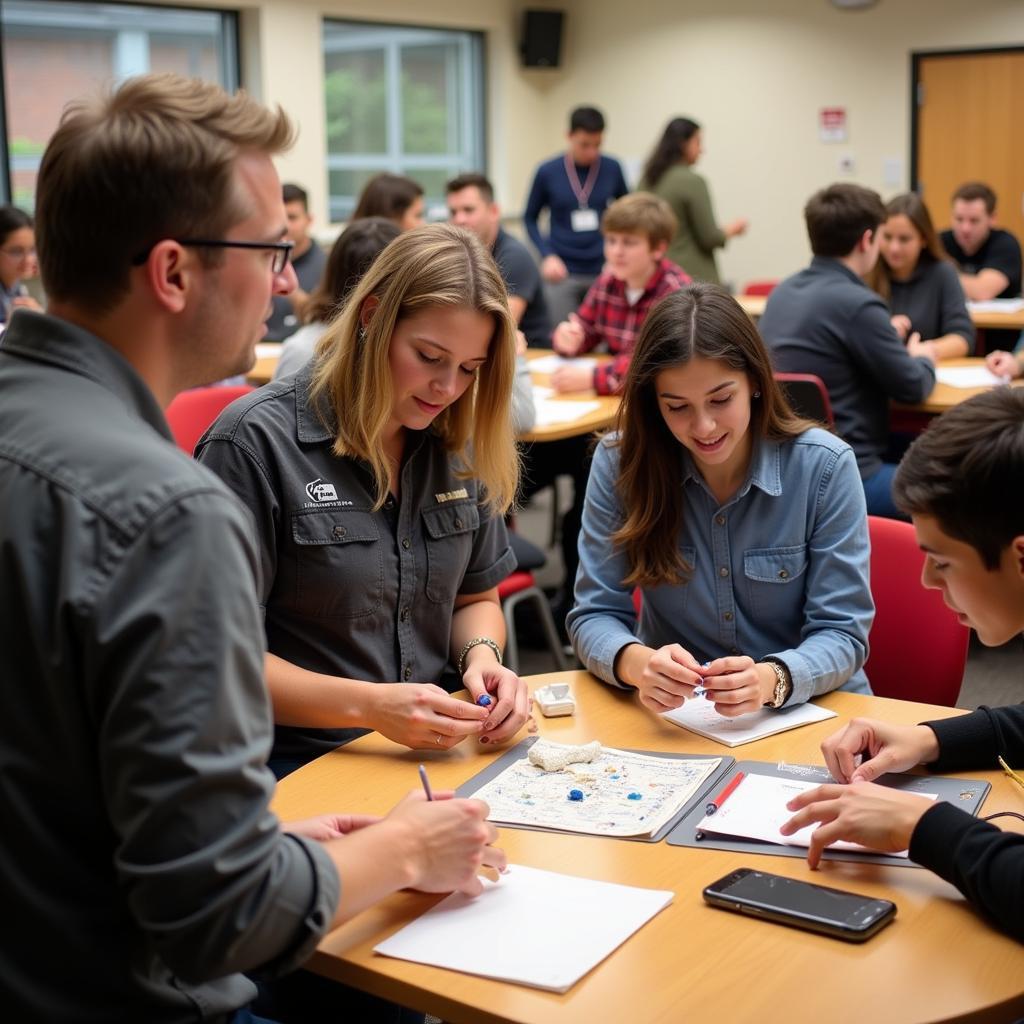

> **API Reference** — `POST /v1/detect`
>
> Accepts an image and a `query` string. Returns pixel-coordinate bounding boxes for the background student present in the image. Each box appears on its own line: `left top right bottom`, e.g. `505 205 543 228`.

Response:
867 192 973 360
638 117 747 284
352 172 426 230
198 224 530 779
523 105 629 326
273 216 400 380
0 204 41 326
782 387 1024 944
569 284 873 718
759 183 936 520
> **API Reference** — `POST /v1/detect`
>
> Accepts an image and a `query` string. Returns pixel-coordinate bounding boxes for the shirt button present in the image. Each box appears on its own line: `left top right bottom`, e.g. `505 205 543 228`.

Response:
778 569 789 579
719 566 729 578
715 515 726 526
332 525 347 539
403 665 412 681
723 611 734 622
400 606 410 622
730 647 740 655
402 538 411 550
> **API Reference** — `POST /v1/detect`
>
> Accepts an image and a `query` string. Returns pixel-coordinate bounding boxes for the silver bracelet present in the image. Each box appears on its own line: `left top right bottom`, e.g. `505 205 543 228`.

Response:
457 636 503 676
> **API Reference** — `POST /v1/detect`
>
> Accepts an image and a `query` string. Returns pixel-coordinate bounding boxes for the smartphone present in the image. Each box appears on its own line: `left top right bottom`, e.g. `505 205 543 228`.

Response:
703 867 896 942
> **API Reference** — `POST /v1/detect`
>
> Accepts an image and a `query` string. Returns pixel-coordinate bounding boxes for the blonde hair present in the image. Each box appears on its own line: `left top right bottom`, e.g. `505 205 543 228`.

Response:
36 73 294 313
602 193 678 248
311 223 519 513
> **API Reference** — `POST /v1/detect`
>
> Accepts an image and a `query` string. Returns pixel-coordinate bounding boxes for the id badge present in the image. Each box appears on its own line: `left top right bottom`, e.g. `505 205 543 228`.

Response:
571 207 599 232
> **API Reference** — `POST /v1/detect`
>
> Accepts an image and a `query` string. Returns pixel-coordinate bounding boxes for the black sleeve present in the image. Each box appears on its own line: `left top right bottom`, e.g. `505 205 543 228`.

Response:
846 298 936 402
980 232 1023 284
924 705 1024 771
497 241 542 304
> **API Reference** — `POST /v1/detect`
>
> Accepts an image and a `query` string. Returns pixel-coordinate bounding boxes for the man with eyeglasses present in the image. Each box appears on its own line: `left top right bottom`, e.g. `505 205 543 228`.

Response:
0 74 503 1023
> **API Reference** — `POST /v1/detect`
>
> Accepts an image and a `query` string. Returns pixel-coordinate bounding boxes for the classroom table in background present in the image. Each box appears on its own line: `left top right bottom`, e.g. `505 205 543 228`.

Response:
897 357 1024 417
272 671 1024 1024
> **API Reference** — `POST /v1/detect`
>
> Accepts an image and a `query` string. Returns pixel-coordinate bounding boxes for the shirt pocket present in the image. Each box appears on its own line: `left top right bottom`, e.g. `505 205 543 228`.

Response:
292 509 383 619
422 501 479 605
742 544 808 622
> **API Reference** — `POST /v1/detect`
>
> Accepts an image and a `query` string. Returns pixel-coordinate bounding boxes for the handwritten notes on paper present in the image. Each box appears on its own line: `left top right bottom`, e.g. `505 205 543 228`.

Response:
472 741 720 838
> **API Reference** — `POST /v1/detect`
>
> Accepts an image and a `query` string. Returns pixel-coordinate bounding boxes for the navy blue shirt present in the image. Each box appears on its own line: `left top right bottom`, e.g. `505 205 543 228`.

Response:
491 227 552 346
523 154 629 274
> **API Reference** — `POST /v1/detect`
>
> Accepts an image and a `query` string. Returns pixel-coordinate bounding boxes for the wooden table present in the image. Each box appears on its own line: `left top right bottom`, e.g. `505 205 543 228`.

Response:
519 349 619 443
899 357 1024 416
272 672 1024 1024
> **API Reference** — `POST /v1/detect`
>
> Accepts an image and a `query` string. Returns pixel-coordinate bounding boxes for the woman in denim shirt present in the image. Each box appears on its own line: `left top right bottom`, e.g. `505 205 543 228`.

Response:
568 283 873 716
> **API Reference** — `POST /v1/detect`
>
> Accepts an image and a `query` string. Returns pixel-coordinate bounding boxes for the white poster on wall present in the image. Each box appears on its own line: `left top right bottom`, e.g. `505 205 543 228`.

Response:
819 107 847 142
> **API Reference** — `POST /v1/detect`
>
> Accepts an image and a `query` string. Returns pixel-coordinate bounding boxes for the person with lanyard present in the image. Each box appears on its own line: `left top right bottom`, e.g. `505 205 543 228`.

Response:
523 105 629 329
197 223 531 780
568 284 873 722
0 205 41 329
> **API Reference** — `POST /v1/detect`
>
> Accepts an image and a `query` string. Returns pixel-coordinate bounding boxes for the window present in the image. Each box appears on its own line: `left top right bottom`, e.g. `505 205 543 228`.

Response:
0 1 238 209
323 20 484 222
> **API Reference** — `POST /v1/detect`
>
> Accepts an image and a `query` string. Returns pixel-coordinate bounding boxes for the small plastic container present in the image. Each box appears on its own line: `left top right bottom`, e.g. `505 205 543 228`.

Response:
534 682 576 717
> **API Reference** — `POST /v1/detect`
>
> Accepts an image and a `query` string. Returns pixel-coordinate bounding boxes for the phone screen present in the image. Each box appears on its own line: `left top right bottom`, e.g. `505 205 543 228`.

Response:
704 868 896 940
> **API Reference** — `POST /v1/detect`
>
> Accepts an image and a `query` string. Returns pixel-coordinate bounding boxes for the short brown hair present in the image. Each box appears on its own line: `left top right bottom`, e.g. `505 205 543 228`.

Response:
445 173 494 203
35 73 294 314
893 388 1024 570
952 181 997 214
351 173 424 223
804 183 886 258
602 193 677 248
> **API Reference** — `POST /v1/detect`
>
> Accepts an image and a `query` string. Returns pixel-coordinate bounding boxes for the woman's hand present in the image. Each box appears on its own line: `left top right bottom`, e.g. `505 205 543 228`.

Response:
462 654 531 746
890 313 912 340
700 656 775 717
284 813 381 842
619 643 705 713
366 683 489 750
986 349 1022 380
552 313 585 356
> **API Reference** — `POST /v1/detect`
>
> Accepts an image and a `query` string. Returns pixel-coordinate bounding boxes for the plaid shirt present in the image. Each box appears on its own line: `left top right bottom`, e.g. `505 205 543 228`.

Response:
571 259 690 394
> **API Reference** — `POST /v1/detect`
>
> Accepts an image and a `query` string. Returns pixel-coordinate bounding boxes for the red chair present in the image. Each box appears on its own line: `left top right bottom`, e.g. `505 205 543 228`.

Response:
742 279 779 297
774 372 834 427
165 385 255 455
498 571 568 673
864 516 969 706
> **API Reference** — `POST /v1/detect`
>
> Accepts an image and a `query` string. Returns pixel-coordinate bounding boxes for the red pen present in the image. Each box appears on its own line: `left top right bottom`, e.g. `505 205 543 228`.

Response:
704 771 745 815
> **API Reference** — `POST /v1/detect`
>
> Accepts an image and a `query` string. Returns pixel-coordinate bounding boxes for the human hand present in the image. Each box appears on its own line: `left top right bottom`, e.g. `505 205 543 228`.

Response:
550 364 594 393
725 217 748 238
700 656 775 718
385 789 506 895
986 349 1022 380
367 683 489 750
462 658 530 746
820 717 940 784
552 313 586 355
541 254 568 283
780 782 936 868
890 314 912 340
905 332 934 362
284 813 381 842
514 328 528 356
11 295 41 312
632 643 705 712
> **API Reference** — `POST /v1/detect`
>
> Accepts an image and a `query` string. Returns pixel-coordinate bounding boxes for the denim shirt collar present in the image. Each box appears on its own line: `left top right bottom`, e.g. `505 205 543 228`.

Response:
681 436 783 506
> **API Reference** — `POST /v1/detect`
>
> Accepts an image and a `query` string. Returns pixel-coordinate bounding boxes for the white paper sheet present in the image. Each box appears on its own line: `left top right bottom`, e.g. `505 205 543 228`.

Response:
254 342 282 358
374 864 673 992
695 772 935 857
528 354 599 374
532 398 602 427
661 696 837 747
935 366 1007 389
967 298 1024 313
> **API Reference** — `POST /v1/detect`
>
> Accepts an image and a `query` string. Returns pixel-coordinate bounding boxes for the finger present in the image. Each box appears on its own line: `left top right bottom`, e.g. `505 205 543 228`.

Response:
784 783 842 813
483 683 529 742
639 690 683 713
702 656 755 675
651 659 702 689
665 644 703 672
428 691 489 721
700 671 750 695
481 844 508 874
710 695 761 718
850 748 899 783
427 717 486 742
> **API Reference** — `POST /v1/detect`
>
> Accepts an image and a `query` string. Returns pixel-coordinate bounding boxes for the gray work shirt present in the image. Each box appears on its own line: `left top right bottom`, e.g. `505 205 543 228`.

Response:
196 368 516 767
0 312 339 1021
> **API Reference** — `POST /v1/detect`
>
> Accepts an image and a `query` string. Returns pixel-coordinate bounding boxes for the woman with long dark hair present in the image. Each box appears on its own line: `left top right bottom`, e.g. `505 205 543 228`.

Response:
0 205 41 325
639 118 746 284
568 284 873 718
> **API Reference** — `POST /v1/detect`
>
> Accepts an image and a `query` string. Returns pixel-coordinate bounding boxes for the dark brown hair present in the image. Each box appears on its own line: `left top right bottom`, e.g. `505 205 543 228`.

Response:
894 388 1024 569
804 183 886 258
867 192 948 302
35 73 293 314
613 283 814 588
351 173 423 224
952 181 997 214
445 173 494 203
641 117 700 188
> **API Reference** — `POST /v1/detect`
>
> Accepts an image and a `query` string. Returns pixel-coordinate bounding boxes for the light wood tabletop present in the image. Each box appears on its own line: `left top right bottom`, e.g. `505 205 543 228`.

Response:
519 349 619 443
898 357 1024 416
272 672 1024 1024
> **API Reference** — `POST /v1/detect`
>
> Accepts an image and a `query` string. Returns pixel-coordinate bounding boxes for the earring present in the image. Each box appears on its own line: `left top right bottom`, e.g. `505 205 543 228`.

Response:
753 390 761 398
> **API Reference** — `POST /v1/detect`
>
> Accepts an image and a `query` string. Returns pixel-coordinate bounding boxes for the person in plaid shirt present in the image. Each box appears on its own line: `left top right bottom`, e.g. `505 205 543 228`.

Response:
551 193 691 395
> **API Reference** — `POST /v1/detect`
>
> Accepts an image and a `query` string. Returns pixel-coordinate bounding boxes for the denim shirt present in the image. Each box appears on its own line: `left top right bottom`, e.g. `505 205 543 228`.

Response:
567 428 874 707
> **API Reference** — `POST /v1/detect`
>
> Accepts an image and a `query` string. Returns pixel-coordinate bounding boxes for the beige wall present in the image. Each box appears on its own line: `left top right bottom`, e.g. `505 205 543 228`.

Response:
157 0 1024 286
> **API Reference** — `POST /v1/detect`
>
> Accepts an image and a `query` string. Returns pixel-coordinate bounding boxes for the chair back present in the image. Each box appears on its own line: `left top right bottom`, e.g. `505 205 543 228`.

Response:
165 385 254 456
864 515 969 706
742 279 779 297
774 372 834 427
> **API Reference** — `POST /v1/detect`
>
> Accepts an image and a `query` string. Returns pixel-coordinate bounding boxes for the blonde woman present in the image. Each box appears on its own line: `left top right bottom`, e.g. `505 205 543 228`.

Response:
198 224 528 777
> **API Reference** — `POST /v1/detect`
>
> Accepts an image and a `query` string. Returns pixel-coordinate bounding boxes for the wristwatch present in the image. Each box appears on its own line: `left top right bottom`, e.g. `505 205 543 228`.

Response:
761 658 793 709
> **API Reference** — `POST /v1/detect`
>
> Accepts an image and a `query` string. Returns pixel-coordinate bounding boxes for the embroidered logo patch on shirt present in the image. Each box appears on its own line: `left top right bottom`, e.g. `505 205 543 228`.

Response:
435 488 469 504
305 478 339 503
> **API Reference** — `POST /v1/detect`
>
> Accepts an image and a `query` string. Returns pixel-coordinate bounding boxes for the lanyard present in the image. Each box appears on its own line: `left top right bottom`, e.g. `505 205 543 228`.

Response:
563 153 601 210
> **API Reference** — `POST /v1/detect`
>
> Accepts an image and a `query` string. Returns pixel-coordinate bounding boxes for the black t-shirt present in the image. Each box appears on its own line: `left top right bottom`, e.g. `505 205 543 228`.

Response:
940 227 1022 298
491 228 552 347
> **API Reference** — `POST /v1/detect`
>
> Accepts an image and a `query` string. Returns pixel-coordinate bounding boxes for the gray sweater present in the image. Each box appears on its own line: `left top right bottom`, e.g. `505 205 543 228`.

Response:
888 257 973 349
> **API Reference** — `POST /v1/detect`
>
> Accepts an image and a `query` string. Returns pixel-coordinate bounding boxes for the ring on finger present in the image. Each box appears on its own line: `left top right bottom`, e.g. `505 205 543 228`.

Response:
435 732 444 746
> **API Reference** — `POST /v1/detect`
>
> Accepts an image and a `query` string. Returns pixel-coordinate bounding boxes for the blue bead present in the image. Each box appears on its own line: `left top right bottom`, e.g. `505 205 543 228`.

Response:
627 792 643 800
476 694 492 707
568 789 584 801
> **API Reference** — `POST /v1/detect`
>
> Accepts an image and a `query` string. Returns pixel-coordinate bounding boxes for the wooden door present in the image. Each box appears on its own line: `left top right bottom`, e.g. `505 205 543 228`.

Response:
914 49 1024 245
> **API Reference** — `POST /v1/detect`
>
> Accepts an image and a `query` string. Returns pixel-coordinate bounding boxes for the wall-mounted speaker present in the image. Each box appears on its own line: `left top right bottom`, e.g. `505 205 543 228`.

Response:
520 10 563 68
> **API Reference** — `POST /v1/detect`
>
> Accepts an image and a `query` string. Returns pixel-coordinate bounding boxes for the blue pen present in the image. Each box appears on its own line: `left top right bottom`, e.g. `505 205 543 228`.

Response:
418 763 434 801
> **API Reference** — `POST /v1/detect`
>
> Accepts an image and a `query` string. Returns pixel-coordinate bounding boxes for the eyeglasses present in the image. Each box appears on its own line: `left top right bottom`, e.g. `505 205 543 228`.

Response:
131 238 294 274
0 246 35 261
998 756 1024 795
